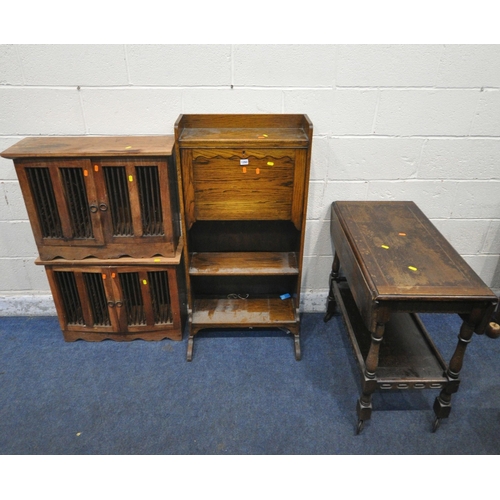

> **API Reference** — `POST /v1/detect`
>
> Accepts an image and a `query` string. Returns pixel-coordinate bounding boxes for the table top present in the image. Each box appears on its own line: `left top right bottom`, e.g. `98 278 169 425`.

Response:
332 201 497 302
0 135 175 159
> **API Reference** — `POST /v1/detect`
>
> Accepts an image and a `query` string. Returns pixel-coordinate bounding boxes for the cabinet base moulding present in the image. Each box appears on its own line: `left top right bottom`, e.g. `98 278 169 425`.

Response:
62 329 182 342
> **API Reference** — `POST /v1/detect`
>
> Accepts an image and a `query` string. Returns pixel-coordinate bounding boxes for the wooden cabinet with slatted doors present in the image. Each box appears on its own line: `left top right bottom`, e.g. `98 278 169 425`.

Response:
38 252 186 341
1 136 180 260
175 114 313 361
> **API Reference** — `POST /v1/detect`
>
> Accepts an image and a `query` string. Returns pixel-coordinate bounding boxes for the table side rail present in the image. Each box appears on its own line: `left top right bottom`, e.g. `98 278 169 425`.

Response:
330 210 378 331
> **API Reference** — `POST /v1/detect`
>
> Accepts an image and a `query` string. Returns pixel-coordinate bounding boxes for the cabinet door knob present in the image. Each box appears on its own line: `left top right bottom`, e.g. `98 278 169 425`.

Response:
115 301 123 308
107 301 115 308
99 203 108 212
89 205 98 213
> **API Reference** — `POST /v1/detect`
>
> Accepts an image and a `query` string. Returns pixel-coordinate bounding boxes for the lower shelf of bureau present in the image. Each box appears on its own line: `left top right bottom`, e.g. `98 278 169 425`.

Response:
191 297 297 329
334 281 448 390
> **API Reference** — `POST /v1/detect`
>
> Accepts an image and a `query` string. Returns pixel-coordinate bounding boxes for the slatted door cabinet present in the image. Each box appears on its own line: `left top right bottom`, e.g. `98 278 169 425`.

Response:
38 253 185 341
1 136 186 342
175 114 313 361
1 136 181 260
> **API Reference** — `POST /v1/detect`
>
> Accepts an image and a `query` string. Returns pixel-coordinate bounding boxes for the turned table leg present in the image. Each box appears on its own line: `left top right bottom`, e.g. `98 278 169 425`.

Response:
432 308 483 431
356 320 386 434
324 253 340 323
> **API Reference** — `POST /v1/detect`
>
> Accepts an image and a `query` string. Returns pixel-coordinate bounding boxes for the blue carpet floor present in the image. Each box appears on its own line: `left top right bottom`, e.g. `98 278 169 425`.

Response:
1 312 500 455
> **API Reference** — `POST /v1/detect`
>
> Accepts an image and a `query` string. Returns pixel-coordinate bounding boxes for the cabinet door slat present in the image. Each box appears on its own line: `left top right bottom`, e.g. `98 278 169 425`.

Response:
137 166 164 236
119 272 146 326
83 272 110 326
148 271 172 324
26 167 63 238
60 168 93 239
54 271 84 325
103 166 134 237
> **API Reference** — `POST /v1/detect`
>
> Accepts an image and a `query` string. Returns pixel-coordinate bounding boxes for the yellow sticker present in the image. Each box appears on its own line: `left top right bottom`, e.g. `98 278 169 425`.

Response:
408 266 418 271
267 161 274 166
125 146 132 149
381 245 389 249
76 432 81 437
154 258 161 262
263 134 268 137
128 175 133 182
143 279 147 285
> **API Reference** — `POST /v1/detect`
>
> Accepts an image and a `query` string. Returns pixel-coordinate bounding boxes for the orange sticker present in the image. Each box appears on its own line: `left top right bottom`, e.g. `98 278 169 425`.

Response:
256 168 260 174
242 166 247 173
102 274 106 280
84 170 88 177
399 232 407 236
94 165 99 172
111 273 116 278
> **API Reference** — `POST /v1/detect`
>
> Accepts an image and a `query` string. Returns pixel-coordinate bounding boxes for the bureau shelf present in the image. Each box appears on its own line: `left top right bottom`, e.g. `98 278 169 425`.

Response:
192 297 297 324
188 297 298 361
189 252 299 276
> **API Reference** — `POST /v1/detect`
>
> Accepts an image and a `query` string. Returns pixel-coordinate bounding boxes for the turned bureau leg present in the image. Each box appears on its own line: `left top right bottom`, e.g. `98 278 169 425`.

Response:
356 320 386 434
187 322 202 362
186 334 195 362
294 333 301 361
324 253 340 323
279 324 301 361
432 308 483 431
289 325 302 361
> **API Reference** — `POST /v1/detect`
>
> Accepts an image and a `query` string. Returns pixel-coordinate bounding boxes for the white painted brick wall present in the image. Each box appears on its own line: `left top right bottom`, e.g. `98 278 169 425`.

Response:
126 45 232 86
336 45 444 87
375 89 480 136
233 45 337 87
1 44 499 315
471 90 500 135
81 88 183 135
17 45 129 86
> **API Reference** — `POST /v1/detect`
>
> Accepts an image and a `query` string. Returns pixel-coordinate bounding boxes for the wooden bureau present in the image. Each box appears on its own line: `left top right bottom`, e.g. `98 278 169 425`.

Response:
175 114 313 361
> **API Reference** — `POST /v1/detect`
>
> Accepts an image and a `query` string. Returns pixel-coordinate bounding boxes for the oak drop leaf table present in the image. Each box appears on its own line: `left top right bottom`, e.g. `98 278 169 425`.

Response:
324 201 498 433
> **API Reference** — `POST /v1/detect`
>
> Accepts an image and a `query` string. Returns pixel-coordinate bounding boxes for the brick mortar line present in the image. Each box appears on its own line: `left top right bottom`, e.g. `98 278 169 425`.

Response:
1 85 500 90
